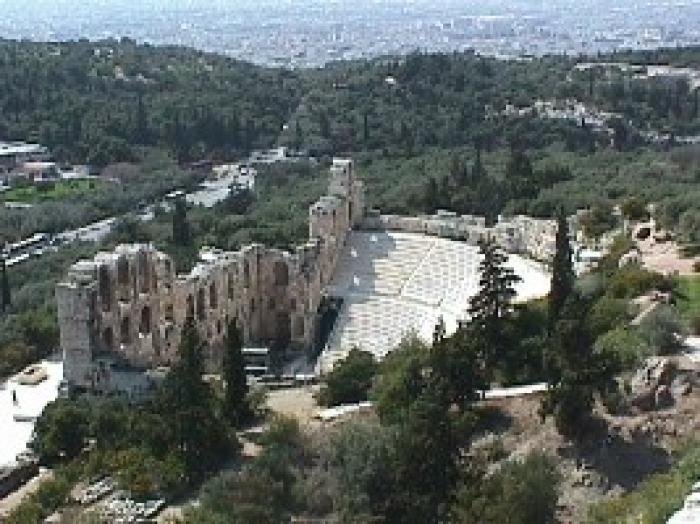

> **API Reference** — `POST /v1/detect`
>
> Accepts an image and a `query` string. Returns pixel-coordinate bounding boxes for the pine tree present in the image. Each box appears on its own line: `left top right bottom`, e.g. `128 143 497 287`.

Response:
222 319 249 426
319 110 331 139
136 90 149 144
472 141 484 180
363 110 370 144
162 317 227 480
1 255 10 313
468 237 521 376
294 121 303 151
540 295 618 439
424 177 440 213
172 196 191 247
548 209 574 331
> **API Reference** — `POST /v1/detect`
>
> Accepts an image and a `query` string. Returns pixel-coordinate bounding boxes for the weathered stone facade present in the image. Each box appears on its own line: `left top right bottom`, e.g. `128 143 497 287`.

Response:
57 158 364 390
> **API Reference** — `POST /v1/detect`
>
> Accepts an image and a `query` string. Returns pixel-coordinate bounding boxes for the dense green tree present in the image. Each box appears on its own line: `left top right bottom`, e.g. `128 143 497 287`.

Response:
468 237 522 378
172 196 192 247
387 381 457 524
221 319 249 426
638 304 687 355
317 420 394 520
32 399 90 463
1 255 10 313
318 347 378 407
451 451 560 524
541 294 618 439
185 416 305 523
160 317 230 481
548 208 575 330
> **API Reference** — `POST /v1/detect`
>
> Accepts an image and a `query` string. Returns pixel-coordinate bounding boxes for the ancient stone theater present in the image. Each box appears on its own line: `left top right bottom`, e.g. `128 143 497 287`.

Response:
57 158 557 391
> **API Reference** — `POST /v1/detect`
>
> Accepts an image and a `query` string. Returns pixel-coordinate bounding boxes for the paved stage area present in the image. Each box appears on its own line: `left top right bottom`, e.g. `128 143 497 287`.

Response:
319 231 550 372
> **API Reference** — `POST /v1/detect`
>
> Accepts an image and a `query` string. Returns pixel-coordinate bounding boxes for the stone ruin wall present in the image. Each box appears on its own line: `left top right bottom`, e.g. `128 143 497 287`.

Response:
57 158 364 390
361 211 557 263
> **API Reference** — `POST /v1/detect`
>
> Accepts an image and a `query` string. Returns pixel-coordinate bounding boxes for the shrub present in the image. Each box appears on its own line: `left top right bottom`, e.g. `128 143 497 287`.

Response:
318 348 378 407
594 327 650 371
638 305 687 355
606 266 671 299
452 451 561 524
588 297 631 337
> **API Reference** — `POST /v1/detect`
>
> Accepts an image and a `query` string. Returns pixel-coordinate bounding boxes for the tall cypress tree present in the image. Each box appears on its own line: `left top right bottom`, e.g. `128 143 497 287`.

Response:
161 316 230 480
468 237 521 376
1 255 10 313
472 141 484 180
222 319 248 426
172 196 191 247
548 209 574 331
541 294 618 439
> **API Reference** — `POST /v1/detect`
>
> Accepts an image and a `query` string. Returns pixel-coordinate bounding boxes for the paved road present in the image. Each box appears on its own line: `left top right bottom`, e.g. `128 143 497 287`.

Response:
7 165 256 266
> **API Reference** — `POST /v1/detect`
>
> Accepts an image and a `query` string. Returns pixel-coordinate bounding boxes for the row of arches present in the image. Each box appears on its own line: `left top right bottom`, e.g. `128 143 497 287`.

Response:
102 306 152 351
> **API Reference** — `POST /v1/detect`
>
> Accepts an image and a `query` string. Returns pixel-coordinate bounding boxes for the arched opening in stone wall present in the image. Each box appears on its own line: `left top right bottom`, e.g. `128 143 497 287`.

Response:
274 261 289 286
165 304 174 322
99 266 112 312
138 251 150 294
103 327 114 351
294 315 305 339
186 295 195 319
117 257 130 300
243 261 250 288
139 306 151 335
275 312 291 348
209 282 217 310
197 288 206 320
228 273 235 300
120 316 131 344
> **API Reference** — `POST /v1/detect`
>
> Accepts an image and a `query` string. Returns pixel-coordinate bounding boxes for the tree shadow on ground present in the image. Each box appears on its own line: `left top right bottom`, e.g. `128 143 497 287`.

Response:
560 417 671 490
472 404 515 435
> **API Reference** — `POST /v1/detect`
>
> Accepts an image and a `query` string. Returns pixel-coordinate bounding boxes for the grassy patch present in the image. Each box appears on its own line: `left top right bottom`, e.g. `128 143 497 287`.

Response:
677 275 700 321
1 179 103 203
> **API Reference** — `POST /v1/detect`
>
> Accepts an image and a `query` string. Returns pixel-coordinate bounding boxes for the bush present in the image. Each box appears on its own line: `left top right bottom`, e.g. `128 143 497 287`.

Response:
318 348 378 407
606 266 671 299
452 451 561 524
638 305 687 355
594 327 650 371
588 297 631 337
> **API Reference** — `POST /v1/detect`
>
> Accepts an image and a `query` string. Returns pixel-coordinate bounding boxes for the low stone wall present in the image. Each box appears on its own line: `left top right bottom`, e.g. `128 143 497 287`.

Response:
361 210 557 263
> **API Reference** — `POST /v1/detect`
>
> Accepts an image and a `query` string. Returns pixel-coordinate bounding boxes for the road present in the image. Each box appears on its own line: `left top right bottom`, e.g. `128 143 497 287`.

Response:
6 164 256 265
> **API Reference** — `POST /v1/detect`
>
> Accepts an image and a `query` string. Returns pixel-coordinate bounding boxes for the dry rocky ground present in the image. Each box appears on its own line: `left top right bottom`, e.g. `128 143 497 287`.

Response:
476 354 700 523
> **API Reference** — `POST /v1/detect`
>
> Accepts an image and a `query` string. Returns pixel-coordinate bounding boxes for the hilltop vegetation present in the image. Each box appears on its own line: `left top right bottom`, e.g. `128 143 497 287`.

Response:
0 38 301 164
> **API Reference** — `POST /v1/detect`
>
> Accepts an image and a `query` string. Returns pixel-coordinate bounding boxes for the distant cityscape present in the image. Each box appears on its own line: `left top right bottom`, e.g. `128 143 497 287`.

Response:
2 0 700 67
